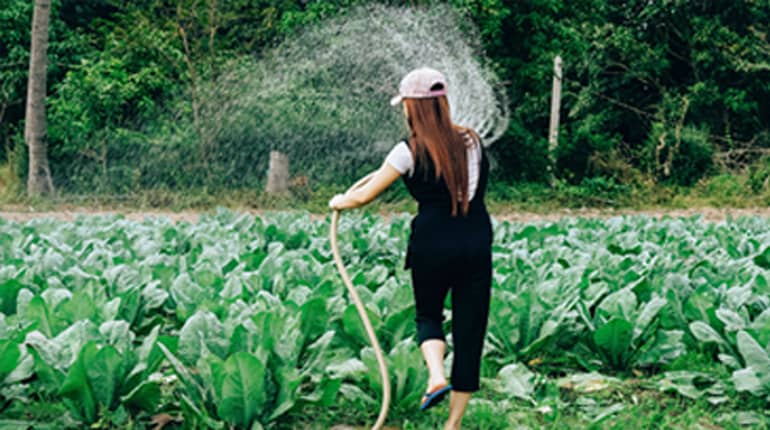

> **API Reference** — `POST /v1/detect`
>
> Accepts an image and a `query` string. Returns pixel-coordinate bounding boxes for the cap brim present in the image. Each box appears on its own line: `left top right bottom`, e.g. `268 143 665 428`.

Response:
389 95 403 106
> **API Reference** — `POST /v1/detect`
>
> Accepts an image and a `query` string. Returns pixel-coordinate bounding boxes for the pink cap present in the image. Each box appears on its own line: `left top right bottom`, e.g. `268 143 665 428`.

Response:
390 67 448 106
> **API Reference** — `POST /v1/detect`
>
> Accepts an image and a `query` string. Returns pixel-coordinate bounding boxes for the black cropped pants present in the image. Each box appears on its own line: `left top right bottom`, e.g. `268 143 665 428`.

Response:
409 240 492 392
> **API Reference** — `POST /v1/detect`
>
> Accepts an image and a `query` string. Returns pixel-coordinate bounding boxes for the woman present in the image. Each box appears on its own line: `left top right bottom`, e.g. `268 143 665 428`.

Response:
329 67 492 430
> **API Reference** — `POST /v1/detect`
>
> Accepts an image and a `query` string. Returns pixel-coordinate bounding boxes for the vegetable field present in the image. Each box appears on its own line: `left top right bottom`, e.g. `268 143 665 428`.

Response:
1 210 770 429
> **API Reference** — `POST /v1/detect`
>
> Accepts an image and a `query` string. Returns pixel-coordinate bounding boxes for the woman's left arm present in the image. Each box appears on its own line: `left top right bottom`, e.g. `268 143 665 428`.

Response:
329 161 402 210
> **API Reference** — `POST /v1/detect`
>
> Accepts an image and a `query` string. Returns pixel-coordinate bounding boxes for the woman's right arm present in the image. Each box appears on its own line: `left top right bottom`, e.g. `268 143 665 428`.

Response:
328 162 401 210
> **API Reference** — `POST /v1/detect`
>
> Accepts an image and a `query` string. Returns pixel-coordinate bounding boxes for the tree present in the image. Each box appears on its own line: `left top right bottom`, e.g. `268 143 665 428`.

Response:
24 0 54 196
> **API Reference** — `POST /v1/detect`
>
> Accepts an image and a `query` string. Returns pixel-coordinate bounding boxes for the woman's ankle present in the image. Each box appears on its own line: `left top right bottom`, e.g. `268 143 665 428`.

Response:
428 375 448 389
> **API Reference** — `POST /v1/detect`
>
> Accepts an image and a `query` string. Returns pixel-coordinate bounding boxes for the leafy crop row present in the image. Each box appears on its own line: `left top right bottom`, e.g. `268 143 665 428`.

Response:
0 211 769 428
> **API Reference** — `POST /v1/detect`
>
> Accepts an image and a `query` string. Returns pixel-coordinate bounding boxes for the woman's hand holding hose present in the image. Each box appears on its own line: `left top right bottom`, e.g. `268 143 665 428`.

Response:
328 194 347 210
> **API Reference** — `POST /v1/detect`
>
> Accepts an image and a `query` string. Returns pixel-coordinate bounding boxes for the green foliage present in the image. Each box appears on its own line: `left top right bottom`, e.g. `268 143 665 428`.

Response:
748 155 770 193
0 340 22 384
0 211 769 426
217 352 266 428
484 0 769 184
2 0 769 194
0 0 93 163
732 331 770 401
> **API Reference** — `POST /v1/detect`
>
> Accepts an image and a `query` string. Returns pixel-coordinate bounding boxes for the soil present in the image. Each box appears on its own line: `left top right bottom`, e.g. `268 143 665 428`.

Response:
492 206 770 223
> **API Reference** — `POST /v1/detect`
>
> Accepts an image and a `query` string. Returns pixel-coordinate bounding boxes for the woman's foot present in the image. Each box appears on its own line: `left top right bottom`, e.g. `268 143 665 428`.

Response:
420 381 451 410
419 339 449 409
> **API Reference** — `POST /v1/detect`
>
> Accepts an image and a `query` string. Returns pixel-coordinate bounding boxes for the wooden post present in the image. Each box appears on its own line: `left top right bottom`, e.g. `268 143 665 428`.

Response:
265 150 289 194
548 55 562 186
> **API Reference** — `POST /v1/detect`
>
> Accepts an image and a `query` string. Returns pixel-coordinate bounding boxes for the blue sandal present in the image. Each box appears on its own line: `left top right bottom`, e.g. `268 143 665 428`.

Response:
420 384 452 411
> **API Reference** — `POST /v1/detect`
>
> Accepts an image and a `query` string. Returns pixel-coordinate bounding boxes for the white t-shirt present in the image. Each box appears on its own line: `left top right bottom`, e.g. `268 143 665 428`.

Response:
385 132 481 201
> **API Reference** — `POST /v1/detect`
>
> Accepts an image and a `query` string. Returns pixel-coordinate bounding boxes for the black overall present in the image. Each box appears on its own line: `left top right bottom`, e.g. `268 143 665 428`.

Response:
402 138 492 393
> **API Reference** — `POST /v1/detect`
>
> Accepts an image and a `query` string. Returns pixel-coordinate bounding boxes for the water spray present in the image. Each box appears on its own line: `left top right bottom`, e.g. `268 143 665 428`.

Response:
201 3 509 182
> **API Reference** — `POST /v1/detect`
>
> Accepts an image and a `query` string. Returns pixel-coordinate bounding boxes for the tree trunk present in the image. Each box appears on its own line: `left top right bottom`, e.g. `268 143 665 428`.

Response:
25 0 54 197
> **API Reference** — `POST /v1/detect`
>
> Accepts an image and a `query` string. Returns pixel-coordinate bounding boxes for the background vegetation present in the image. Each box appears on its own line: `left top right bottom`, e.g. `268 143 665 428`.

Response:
1 0 770 207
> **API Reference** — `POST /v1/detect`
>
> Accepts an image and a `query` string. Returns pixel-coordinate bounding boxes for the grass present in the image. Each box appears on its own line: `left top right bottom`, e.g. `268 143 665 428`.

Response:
2 169 770 216
271 352 770 429
274 378 769 429
238 353 770 429
6 179 770 215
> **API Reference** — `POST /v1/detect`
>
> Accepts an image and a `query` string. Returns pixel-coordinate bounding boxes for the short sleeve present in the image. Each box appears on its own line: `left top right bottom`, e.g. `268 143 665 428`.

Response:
385 141 414 175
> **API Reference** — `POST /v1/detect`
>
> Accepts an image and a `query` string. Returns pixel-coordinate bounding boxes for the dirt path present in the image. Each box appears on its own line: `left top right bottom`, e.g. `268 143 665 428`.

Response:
0 208 208 223
0 205 769 223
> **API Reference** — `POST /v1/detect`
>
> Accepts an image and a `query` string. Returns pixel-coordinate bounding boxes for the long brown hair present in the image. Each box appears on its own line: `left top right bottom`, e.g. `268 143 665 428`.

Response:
404 95 479 216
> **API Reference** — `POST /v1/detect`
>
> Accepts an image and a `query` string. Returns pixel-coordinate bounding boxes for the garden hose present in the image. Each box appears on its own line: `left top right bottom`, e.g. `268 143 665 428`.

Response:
330 174 391 430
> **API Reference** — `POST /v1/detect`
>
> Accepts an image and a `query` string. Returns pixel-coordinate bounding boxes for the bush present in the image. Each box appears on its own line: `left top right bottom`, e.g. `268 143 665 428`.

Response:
748 156 770 193
692 174 749 206
642 122 714 186
587 147 644 185
487 120 551 183
672 127 715 186
556 111 621 184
